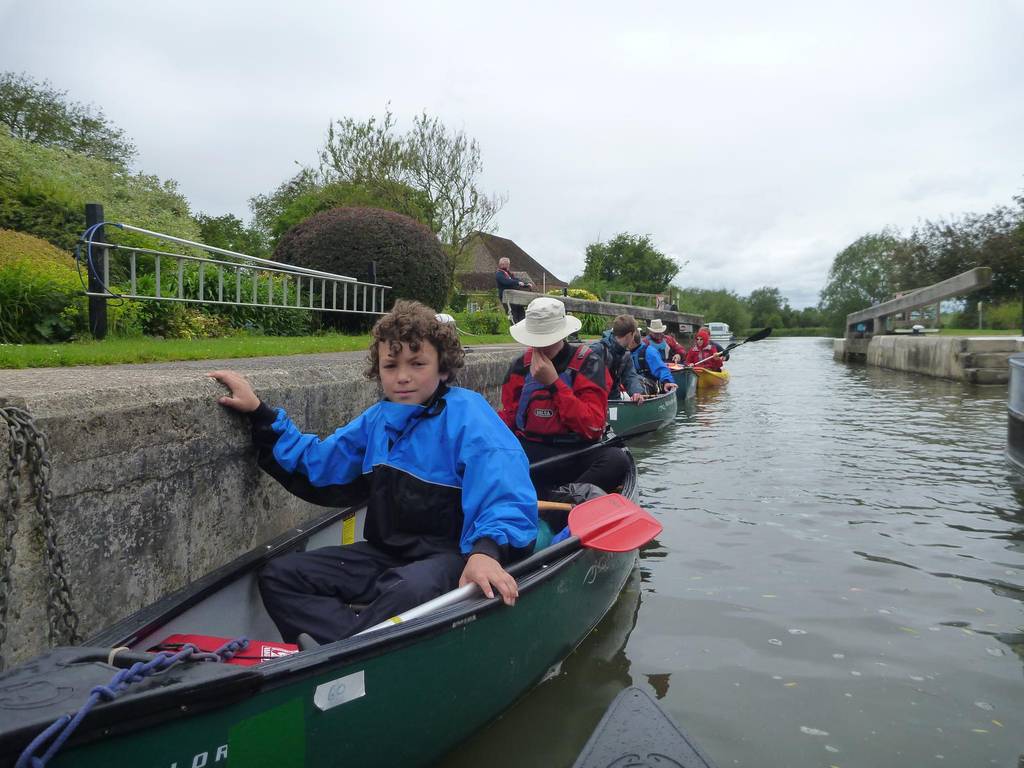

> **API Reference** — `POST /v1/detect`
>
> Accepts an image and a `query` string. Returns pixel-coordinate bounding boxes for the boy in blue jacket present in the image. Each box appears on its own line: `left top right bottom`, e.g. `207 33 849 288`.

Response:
632 330 679 395
209 300 537 643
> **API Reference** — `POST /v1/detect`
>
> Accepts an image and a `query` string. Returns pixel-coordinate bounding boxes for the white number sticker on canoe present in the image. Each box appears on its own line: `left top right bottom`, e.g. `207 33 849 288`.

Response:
608 408 618 421
313 670 365 711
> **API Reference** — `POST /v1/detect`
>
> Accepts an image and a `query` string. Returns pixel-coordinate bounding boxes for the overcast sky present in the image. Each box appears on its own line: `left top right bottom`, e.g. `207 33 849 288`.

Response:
3 1 1022 307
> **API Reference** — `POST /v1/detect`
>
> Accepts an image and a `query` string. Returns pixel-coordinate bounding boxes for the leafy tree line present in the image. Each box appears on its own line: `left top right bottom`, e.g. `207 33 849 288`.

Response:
568 232 823 333
1 70 832 340
0 72 137 167
818 192 1024 333
1 72 509 344
0 73 502 271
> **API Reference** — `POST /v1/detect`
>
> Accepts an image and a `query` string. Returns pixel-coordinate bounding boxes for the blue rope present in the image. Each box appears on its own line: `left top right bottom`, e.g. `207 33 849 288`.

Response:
15 638 248 768
75 221 125 298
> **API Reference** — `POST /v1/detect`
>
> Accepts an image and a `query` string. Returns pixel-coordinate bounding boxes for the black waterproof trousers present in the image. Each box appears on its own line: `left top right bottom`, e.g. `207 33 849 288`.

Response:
258 541 465 644
520 439 630 498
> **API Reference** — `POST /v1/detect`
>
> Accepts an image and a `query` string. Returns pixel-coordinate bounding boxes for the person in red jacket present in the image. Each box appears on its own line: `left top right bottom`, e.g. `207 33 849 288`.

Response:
642 318 687 363
684 327 724 371
499 297 630 497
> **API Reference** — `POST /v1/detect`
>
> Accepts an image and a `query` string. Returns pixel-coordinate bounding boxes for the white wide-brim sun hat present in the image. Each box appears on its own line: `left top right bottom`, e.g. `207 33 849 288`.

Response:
648 319 668 333
510 297 583 347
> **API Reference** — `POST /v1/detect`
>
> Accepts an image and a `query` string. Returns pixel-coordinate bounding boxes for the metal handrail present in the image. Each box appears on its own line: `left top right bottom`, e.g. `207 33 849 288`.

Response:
82 223 390 316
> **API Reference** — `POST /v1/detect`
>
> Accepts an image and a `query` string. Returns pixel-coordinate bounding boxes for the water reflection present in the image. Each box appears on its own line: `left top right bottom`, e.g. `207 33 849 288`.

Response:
446 338 1024 768
644 672 672 700
441 569 643 768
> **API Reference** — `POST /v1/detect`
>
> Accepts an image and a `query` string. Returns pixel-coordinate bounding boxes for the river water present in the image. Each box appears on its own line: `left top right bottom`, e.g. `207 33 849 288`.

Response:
444 337 1024 768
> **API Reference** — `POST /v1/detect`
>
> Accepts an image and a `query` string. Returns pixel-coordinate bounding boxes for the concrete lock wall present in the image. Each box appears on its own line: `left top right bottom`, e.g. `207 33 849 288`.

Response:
834 335 1022 384
866 336 968 380
0 349 518 666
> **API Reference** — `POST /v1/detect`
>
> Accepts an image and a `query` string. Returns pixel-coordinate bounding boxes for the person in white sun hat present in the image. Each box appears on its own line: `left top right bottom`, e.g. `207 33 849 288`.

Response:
498 297 630 501
642 318 687 363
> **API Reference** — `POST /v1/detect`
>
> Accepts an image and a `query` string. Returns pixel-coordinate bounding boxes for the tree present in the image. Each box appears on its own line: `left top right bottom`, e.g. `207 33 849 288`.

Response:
818 231 903 334
582 233 681 295
671 287 751 333
0 130 197 251
906 203 1024 306
249 170 434 247
318 107 505 282
0 71 136 167
746 286 788 328
248 169 321 245
795 306 824 328
195 213 269 258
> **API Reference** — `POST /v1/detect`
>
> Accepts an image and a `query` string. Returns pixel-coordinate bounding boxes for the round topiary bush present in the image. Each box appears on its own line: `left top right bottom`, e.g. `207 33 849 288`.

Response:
272 206 451 314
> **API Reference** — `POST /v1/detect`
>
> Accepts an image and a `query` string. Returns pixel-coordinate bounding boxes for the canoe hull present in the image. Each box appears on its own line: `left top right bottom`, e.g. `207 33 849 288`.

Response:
45 548 636 768
607 390 677 437
694 367 729 389
3 449 642 768
669 367 697 400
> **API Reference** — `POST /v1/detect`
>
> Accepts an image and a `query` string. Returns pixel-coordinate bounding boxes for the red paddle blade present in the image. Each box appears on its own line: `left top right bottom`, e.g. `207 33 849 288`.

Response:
568 493 662 553
666 362 684 371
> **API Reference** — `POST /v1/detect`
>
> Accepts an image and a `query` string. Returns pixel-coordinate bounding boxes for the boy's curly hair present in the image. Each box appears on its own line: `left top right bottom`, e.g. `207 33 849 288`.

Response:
365 300 465 381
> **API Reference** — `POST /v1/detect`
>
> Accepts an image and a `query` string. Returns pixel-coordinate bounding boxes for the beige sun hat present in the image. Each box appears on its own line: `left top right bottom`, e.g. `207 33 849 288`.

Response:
510 297 582 347
648 318 668 334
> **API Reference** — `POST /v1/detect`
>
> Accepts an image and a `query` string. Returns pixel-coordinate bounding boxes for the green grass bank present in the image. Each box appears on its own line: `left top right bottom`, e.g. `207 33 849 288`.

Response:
0 333 515 368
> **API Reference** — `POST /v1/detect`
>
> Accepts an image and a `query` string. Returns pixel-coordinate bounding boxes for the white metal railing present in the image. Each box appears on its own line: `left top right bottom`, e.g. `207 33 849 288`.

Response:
80 223 390 315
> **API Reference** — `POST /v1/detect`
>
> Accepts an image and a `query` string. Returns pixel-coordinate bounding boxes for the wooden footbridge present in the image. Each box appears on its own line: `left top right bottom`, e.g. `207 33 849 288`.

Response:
841 266 992 362
503 289 703 334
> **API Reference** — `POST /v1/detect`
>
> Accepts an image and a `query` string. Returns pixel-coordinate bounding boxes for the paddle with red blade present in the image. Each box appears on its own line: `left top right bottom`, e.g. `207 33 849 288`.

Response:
357 493 661 635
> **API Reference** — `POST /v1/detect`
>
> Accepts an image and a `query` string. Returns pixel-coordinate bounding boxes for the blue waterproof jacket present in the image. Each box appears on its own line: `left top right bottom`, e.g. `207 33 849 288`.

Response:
249 385 538 563
632 342 673 386
591 331 644 397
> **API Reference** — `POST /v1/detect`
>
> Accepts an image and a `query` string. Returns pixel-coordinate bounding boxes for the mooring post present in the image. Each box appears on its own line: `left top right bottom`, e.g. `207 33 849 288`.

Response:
84 203 108 340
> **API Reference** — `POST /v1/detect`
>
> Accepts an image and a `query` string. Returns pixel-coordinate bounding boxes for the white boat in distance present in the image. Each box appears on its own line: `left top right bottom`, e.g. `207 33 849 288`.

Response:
706 322 735 345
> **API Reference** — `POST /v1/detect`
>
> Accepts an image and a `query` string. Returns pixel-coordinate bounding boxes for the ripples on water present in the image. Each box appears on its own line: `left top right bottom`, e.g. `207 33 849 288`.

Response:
444 338 1023 768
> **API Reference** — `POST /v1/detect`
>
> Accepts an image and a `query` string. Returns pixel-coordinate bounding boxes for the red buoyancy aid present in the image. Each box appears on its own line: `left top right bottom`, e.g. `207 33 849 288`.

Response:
150 634 298 666
514 345 593 442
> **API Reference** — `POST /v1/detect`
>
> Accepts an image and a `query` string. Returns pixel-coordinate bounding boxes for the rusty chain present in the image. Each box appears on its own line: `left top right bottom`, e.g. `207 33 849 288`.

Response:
1 406 81 671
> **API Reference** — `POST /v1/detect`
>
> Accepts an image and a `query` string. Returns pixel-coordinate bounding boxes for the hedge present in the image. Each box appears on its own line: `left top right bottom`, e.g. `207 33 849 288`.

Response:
273 206 451 313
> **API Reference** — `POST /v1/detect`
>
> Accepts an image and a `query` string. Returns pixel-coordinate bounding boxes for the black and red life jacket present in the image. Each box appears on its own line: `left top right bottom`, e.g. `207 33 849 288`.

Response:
514 345 593 443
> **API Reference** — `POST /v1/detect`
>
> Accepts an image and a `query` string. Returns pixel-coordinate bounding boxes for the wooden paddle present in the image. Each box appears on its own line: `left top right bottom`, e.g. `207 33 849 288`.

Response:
682 326 772 369
357 493 661 635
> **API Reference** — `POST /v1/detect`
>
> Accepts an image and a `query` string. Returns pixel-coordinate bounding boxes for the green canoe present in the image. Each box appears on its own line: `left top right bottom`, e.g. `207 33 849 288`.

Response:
667 363 697 400
0 454 641 768
606 390 678 438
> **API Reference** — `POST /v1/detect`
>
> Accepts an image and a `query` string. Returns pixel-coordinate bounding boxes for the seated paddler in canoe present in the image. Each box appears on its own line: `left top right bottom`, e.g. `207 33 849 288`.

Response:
499 297 631 507
684 327 726 371
641 318 687 364
632 325 680 396
208 300 538 646
590 314 646 403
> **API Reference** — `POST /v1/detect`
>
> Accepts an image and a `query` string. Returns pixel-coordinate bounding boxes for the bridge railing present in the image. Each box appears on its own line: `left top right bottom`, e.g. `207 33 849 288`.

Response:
80 204 390 338
845 267 992 339
504 289 703 333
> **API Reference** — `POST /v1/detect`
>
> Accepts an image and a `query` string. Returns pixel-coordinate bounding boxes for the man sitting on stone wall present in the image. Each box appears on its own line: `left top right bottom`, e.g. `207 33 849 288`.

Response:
495 257 534 323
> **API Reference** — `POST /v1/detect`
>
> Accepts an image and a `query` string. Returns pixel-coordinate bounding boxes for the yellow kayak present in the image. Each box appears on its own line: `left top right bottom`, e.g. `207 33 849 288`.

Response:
693 366 729 388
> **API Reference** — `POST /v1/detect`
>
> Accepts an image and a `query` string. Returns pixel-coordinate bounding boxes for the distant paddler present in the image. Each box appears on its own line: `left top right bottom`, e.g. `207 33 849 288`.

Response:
590 314 646 402
684 328 725 372
632 326 680 396
642 318 688 363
